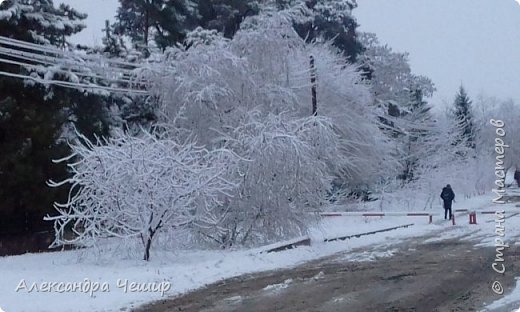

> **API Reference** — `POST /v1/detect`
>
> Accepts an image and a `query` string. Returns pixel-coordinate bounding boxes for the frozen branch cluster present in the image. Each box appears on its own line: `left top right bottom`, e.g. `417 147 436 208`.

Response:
149 15 391 245
46 130 238 260
213 113 335 245
156 14 390 186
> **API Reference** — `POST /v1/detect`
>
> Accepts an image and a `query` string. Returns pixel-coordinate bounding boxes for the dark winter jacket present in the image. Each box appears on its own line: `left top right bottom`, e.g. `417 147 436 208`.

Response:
440 186 455 209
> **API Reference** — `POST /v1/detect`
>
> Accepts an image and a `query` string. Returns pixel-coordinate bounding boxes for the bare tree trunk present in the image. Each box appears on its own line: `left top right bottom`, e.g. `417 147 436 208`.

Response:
143 227 156 261
144 234 153 261
143 211 156 261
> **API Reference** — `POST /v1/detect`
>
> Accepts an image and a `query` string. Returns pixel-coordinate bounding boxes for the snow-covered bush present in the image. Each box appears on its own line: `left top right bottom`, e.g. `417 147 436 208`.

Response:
46 129 238 260
208 112 335 246
147 13 393 245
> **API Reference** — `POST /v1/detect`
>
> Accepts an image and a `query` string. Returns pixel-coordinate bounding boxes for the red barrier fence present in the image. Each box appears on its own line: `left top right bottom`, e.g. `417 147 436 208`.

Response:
319 212 433 224
321 209 512 226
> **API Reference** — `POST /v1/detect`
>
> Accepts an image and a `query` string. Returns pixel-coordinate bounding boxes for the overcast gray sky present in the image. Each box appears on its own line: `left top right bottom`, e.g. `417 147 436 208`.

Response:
355 0 520 106
60 0 118 46
62 0 520 107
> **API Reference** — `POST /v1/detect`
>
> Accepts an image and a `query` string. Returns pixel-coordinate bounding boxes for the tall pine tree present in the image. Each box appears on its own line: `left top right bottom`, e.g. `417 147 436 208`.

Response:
275 0 363 63
452 85 476 150
397 88 435 183
114 0 199 50
197 0 259 39
113 0 260 50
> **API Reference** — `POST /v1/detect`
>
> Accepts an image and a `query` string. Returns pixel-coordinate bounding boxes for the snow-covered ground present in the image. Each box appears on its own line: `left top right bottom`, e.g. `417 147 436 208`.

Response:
0 217 433 311
1 192 520 312
485 278 520 311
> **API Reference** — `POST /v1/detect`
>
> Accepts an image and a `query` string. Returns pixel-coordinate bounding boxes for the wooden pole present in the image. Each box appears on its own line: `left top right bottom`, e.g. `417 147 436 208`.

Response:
310 55 317 116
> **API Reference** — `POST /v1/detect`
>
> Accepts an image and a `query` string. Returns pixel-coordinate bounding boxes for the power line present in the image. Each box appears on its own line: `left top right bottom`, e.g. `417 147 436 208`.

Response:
0 36 141 68
0 70 149 95
0 56 147 86
0 35 152 94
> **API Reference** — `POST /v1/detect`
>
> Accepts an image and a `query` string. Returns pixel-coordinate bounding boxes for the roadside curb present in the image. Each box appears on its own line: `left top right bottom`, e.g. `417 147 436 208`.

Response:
259 236 312 254
323 223 415 242
259 223 415 253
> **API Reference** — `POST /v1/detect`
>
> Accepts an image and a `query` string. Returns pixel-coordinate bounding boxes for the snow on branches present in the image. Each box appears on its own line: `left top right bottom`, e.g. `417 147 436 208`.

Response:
46 129 238 260
359 32 435 105
143 13 394 244
212 112 335 245
154 14 391 187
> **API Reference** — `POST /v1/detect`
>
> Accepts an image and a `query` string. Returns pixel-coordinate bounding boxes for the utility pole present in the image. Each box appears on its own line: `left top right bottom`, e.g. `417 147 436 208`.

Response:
310 55 317 116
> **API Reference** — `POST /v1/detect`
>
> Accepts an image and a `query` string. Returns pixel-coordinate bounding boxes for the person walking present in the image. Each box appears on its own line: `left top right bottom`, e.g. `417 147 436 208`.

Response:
440 184 455 220
514 169 520 188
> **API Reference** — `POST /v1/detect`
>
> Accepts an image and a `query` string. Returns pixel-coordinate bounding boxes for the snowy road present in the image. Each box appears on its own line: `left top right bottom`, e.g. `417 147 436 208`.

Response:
135 229 520 312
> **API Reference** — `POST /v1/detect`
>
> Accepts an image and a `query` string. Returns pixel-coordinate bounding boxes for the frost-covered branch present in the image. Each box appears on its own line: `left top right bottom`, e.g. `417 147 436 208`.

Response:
46 128 238 260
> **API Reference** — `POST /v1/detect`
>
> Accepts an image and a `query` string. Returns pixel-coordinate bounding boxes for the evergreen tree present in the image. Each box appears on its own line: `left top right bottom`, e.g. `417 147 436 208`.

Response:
0 0 86 45
275 0 363 62
197 0 259 39
452 85 476 149
113 0 199 50
102 20 127 57
358 32 438 185
397 88 435 182
113 0 260 51
0 0 110 235
100 20 158 129
113 0 361 60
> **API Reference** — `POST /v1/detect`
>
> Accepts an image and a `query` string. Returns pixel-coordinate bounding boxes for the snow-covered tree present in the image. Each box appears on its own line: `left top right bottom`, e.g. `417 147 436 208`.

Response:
101 20 128 58
266 0 363 62
404 101 496 202
209 112 335 245
496 102 520 172
451 85 476 150
46 129 238 260
475 96 520 176
0 0 86 46
394 89 436 183
359 33 435 108
357 32 441 189
154 13 392 187
146 13 395 244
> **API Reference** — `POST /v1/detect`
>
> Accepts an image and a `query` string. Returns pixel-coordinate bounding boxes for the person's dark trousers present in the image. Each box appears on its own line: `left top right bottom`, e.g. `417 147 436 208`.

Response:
444 200 453 220
444 208 452 220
